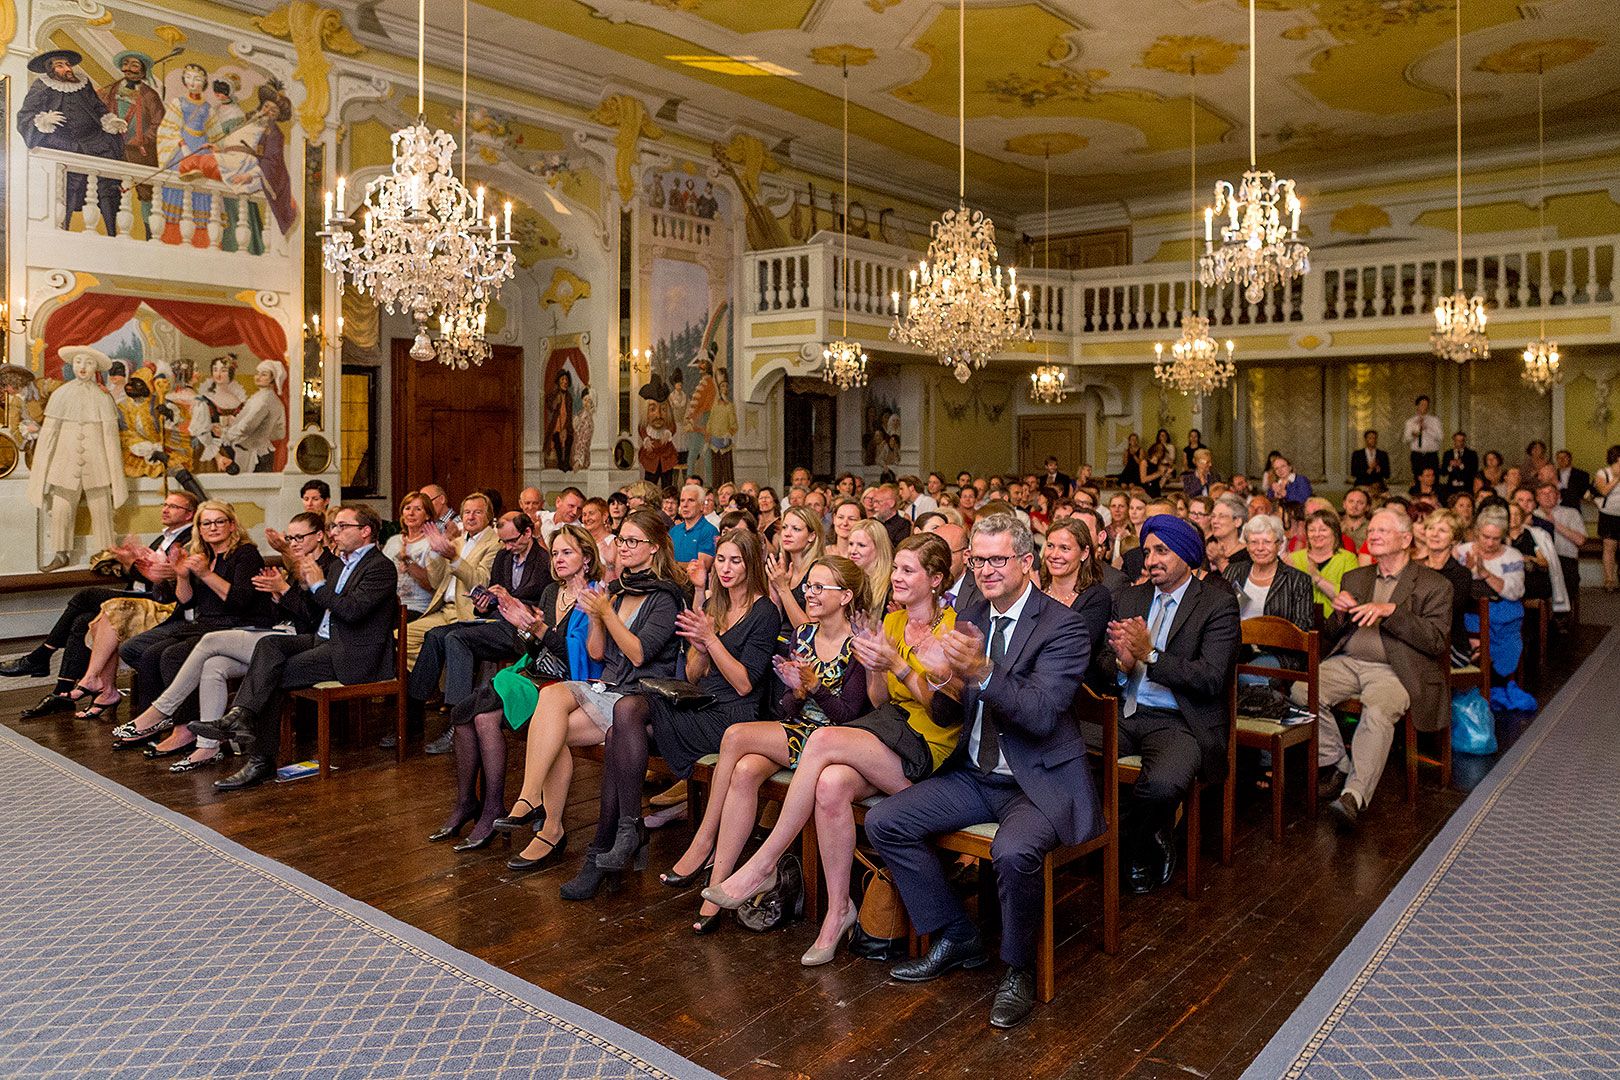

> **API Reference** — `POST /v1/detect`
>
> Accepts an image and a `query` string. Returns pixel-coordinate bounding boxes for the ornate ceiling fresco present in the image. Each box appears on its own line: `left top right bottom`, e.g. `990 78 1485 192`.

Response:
326 0 1618 216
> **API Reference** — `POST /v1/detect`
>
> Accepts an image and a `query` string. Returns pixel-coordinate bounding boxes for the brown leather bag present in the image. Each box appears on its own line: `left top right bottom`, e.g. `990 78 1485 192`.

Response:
853 847 909 941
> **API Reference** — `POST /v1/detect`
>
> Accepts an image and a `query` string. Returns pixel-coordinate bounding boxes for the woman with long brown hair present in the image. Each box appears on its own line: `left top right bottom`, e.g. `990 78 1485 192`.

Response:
568 528 779 899
493 509 688 872
764 505 825 632
1040 519 1113 677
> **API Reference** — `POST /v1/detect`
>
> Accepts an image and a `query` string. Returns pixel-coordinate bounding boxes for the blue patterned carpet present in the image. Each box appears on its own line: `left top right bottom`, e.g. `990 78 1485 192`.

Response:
0 726 720 1080
1242 627 1620 1080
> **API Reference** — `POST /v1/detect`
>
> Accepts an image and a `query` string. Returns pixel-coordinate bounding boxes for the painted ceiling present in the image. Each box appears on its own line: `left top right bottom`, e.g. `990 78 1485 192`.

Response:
331 0 1618 217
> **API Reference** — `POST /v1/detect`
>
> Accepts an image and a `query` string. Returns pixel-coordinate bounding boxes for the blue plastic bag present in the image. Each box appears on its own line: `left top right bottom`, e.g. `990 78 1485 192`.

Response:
1451 689 1497 755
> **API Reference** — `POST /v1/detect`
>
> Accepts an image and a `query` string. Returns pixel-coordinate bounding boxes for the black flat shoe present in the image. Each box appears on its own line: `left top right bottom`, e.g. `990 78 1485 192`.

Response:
453 827 500 853
143 742 193 759
427 814 476 843
660 860 714 889
507 833 567 871
493 798 544 833
691 910 724 936
20 693 75 719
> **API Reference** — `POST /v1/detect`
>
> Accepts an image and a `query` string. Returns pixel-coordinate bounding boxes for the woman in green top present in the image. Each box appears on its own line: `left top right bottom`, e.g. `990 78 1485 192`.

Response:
1288 507 1360 616
701 533 959 967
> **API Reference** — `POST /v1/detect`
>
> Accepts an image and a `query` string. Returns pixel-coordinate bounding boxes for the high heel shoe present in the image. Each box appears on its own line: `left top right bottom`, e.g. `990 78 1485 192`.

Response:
559 847 623 901
660 857 714 889
692 908 725 936
76 695 122 722
492 798 544 833
800 902 860 967
595 816 648 872
505 832 566 868
701 865 778 911
428 812 476 843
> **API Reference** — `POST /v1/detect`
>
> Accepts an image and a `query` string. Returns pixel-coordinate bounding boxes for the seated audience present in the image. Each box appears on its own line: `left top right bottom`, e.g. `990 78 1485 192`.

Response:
1224 513 1315 631
1070 506 1130 597
1290 508 1360 616
1418 509 1477 666
671 482 719 569
848 519 895 620
865 514 1095 1030
384 491 436 617
1457 505 1525 682
827 497 861 558
1205 494 1250 574
1182 448 1218 497
764 505 825 632
1039 520 1113 681
871 483 912 549
1266 453 1312 503
422 483 459 529
403 494 499 667
300 479 331 516
194 504 400 791
1340 488 1372 551
1303 508 1452 831
1530 479 1584 612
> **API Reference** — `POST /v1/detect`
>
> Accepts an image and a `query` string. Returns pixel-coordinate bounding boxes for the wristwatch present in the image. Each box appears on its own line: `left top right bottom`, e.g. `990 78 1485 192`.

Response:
1148 648 1160 665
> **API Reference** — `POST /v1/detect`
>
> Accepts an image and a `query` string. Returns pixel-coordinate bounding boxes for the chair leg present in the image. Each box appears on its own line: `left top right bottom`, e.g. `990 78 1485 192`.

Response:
1185 785 1202 899
279 705 293 765
1102 827 1120 955
1305 721 1320 821
1270 735 1285 844
394 691 406 764
1038 857 1056 1003
317 698 332 780
1404 713 1418 807
800 818 819 924
1439 716 1452 789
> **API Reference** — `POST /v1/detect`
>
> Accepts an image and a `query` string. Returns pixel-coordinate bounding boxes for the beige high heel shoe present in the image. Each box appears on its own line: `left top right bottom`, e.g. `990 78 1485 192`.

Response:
800 901 859 967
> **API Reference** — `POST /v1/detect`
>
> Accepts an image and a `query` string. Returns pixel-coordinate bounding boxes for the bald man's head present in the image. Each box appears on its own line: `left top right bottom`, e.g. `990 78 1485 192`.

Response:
925 520 968 580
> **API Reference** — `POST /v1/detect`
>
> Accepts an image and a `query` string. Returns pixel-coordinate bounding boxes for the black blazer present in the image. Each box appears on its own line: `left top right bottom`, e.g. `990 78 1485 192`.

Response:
1560 467 1591 509
280 545 400 683
930 586 1101 847
492 543 552 605
271 550 338 635
1099 561 1131 601
167 544 273 629
1440 447 1478 492
1112 574 1241 780
128 525 193 603
1221 559 1317 632
945 569 982 613
1350 448 1391 487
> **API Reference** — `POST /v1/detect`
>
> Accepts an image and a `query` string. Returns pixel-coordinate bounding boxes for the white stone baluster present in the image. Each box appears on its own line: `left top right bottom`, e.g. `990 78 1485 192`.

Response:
1578 244 1595 303
235 199 253 252
208 195 225 249
81 170 101 234
147 196 164 243
116 180 133 240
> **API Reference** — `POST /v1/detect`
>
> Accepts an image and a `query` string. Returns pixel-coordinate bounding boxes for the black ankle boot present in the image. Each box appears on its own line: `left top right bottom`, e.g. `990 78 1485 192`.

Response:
560 845 622 901
595 816 648 872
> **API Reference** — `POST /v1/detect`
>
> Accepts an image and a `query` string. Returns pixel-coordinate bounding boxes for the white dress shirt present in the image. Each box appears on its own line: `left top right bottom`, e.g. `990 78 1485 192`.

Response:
965 580 1034 777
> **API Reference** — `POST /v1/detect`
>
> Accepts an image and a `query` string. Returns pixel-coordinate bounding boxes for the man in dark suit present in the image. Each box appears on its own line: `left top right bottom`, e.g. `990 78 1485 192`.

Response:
1073 506 1130 598
1302 506 1451 831
1555 449 1590 510
1041 455 1072 496
1107 515 1240 895
923 520 981 612
867 512 1095 1030
198 504 399 791
7 492 196 713
1439 431 1478 495
413 511 552 754
1350 429 1391 488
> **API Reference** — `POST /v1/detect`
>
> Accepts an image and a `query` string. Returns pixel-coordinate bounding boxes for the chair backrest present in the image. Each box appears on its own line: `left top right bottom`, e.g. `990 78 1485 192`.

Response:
395 604 409 684
1076 685 1119 831
1236 615 1321 717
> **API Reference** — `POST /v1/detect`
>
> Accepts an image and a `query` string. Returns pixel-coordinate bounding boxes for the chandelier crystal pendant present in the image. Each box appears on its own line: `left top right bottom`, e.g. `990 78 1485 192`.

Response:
1521 56 1557 394
1161 57 1236 396
891 0 1030 382
437 301 490 370
823 60 869 392
1431 0 1489 365
1199 0 1309 305
318 0 515 365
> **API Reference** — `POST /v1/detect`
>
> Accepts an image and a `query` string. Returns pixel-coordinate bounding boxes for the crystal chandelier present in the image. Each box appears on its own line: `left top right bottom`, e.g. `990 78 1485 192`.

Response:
823 60 869 392
1029 364 1068 404
1161 58 1237 395
1431 0 1488 365
1521 57 1557 394
891 0 1029 382
1155 318 1235 396
318 0 514 365
1199 0 1309 304
437 301 490 370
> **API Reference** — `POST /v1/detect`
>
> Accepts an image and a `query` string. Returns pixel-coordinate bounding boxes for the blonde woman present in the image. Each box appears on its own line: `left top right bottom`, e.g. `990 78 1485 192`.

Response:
765 505 825 631
847 518 894 621
828 497 862 557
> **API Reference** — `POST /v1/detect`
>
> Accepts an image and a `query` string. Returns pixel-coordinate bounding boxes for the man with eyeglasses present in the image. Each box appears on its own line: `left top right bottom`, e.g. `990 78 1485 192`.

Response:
421 483 459 529
1106 514 1240 896
7 491 197 713
402 493 499 669
1070 505 1129 598
868 512 1095 1030
411 511 552 754
198 504 398 791
921 520 978 612
1300 506 1452 832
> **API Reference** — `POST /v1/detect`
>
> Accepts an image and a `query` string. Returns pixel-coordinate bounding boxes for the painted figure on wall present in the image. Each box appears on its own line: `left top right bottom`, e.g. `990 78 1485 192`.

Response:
212 80 297 236
118 370 168 478
864 400 901 468
706 364 736 486
542 346 589 472
549 369 576 471
638 376 678 489
16 49 128 232
98 51 164 221
28 347 129 571
157 63 221 247
214 359 286 473
573 388 595 472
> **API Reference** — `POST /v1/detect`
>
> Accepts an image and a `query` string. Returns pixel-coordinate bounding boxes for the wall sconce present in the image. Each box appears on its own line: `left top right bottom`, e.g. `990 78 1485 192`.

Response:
621 346 650 376
305 312 343 348
2 296 30 335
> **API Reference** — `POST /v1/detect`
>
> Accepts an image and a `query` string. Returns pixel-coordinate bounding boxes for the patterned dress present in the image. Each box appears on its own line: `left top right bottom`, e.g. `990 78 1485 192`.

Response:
779 622 858 767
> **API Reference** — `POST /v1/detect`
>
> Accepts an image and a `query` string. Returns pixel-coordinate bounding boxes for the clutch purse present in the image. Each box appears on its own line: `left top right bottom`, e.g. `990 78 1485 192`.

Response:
515 631 571 685
637 677 715 710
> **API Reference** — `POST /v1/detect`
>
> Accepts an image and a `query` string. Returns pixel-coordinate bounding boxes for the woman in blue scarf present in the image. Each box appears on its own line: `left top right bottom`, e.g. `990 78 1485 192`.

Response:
431 524 606 852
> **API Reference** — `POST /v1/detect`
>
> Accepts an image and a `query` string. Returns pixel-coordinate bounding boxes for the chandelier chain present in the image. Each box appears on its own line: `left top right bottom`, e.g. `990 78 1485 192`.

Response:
1431 0 1488 365
1522 53 1558 393
824 56 868 391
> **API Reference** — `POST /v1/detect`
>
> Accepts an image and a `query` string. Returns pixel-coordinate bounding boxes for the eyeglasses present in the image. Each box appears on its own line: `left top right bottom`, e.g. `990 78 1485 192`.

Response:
330 521 364 532
616 536 650 550
501 535 528 547
162 501 192 511
803 583 848 596
198 518 231 528
965 554 1017 570
284 531 321 543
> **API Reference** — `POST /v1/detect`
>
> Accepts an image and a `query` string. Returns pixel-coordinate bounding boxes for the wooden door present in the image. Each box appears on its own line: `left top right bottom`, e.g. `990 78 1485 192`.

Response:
391 340 523 508
1019 415 1084 478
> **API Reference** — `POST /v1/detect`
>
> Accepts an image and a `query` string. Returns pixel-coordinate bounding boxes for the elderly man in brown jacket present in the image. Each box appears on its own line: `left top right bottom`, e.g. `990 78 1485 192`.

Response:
1296 505 1452 832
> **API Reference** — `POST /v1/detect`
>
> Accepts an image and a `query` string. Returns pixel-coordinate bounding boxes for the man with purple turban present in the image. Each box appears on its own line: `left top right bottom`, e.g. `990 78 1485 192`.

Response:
1105 514 1239 895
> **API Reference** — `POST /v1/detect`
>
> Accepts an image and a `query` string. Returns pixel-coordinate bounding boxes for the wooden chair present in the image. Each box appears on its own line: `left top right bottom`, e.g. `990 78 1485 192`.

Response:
1234 616 1320 842
1520 597 1549 691
281 604 409 779
1113 682 1237 898
1449 598 1490 696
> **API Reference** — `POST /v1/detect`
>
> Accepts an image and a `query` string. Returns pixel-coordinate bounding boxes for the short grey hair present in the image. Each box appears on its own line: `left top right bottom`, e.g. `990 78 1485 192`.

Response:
1242 514 1285 543
1214 493 1249 526
1373 505 1414 536
970 511 1034 557
1474 506 1509 534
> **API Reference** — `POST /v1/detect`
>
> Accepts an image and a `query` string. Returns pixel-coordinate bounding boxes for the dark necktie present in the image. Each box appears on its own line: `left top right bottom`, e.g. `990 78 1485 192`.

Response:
976 616 1012 774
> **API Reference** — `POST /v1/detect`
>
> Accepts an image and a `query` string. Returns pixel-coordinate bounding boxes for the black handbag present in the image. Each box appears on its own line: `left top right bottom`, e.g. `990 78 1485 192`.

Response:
637 677 715 710
737 852 804 932
515 631 571 686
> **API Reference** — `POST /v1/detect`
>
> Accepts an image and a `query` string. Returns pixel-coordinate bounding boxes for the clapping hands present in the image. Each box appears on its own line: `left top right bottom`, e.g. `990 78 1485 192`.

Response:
675 607 718 651
773 655 813 698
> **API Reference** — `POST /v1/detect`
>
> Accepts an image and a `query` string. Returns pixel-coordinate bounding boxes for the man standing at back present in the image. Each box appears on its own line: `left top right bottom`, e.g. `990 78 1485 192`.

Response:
1403 395 1442 482
867 513 1095 1029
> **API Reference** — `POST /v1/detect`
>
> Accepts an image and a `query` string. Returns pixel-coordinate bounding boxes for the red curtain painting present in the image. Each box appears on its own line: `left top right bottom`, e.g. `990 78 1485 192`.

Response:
43 293 289 378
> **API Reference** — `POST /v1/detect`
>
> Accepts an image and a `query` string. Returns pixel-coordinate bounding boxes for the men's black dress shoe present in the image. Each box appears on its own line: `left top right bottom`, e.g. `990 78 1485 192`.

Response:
191 707 257 747
424 729 455 755
1129 829 1177 895
0 651 51 678
1317 764 1348 800
890 935 989 982
1327 792 1360 834
20 693 74 720
215 756 274 791
989 967 1037 1029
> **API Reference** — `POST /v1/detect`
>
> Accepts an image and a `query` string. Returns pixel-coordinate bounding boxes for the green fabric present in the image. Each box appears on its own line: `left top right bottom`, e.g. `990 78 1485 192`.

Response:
494 664 538 731
1289 547 1362 616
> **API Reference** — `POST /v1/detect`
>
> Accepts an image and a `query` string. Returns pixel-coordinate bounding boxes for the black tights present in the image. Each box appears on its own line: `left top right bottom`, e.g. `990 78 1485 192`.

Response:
594 694 652 850
442 708 508 845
